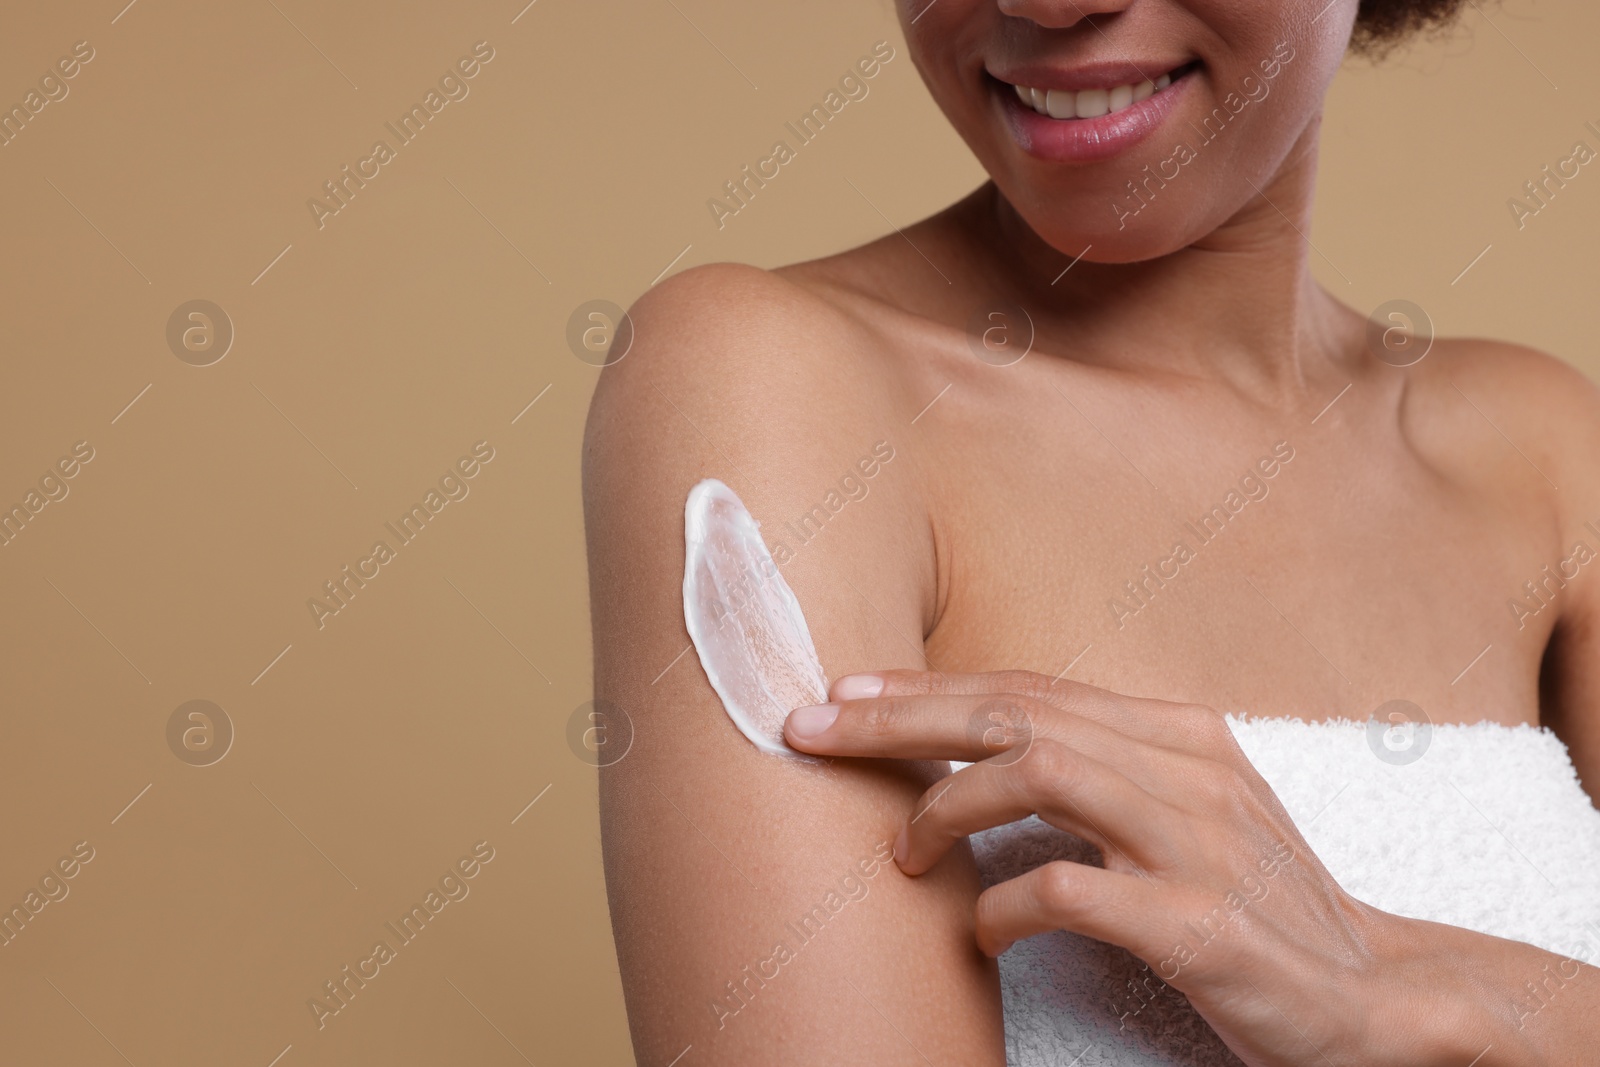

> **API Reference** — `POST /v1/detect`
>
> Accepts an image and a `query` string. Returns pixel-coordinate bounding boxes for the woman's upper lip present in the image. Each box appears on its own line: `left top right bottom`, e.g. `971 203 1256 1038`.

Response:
989 60 1192 92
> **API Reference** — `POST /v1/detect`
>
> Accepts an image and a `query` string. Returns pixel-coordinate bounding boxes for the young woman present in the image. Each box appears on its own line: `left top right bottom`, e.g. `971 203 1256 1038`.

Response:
584 1 1600 1063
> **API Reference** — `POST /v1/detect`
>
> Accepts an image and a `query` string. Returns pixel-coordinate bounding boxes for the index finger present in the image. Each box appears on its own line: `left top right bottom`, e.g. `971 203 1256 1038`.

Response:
785 687 1189 782
784 692 1040 763
831 669 1227 752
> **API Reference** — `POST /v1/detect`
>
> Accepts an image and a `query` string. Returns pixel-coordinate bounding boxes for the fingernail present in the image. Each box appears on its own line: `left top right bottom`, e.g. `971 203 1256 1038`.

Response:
788 704 839 739
833 674 883 700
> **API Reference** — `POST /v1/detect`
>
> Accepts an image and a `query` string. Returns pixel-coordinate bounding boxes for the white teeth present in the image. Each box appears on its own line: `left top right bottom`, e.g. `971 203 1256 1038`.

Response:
1010 70 1181 119
1076 88 1109 118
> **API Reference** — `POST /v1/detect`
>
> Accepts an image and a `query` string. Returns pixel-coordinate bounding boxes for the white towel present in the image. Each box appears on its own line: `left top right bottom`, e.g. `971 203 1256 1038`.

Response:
962 716 1600 1066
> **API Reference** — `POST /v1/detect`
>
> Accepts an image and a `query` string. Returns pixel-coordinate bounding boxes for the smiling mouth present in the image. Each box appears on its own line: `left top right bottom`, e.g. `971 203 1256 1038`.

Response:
1003 61 1200 120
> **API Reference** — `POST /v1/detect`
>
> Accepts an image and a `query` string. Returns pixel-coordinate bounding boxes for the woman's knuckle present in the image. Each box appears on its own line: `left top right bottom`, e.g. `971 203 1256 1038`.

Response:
1022 741 1082 798
1034 862 1080 916
996 670 1055 702
972 695 1038 750
857 698 909 738
1193 759 1250 807
899 671 943 697
1165 701 1224 745
1060 678 1109 709
1019 737 1067 778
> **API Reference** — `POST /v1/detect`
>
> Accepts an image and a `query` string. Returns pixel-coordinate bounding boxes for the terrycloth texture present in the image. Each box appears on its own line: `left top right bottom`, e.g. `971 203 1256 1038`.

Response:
959 716 1600 1066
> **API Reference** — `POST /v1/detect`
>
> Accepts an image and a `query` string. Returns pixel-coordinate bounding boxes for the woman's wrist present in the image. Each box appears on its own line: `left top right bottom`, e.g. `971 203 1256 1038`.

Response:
1358 910 1539 1067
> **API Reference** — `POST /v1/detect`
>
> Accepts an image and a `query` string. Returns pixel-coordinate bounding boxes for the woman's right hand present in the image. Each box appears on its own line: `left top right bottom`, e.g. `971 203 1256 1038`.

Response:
785 668 1515 1066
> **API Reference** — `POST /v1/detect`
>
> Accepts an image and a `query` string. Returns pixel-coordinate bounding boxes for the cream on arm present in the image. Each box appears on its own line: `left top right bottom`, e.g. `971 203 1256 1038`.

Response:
682 477 828 761
583 264 1004 1067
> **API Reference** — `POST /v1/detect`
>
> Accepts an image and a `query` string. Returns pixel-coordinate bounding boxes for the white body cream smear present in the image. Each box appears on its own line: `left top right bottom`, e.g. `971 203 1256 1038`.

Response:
683 478 827 761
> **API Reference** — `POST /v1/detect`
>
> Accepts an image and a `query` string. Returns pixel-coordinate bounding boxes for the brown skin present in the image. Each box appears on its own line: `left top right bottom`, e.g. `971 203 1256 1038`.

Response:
584 0 1600 1063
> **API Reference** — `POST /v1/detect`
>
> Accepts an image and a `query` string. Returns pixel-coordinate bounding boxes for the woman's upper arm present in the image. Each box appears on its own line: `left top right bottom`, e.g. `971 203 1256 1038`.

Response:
582 264 1005 1065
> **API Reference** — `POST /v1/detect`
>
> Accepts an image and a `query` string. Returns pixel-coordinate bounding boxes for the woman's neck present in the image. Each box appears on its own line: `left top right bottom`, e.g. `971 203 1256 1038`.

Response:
959 127 1358 406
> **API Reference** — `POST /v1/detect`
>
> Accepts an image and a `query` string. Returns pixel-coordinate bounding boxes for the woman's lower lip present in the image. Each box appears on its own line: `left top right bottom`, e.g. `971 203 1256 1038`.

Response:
997 75 1190 164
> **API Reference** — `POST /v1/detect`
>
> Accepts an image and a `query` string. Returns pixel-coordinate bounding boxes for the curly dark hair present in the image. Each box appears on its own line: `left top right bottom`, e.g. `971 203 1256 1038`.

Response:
1351 0 1471 54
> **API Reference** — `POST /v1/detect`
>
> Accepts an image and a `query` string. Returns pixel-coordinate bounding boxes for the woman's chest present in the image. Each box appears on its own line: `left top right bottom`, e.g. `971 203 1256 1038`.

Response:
913 381 1558 726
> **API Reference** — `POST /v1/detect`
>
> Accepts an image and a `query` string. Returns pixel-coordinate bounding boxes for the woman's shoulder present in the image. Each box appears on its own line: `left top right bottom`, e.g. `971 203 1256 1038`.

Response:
585 259 931 461
582 260 936 587
605 258 911 386
1423 335 1600 401
1411 337 1600 459
1405 335 1600 527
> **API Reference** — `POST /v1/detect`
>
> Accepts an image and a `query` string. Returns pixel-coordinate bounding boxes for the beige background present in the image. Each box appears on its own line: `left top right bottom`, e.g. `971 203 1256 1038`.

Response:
0 1 1594 1064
